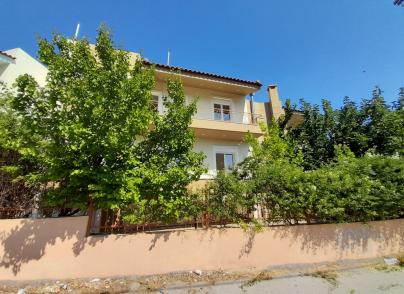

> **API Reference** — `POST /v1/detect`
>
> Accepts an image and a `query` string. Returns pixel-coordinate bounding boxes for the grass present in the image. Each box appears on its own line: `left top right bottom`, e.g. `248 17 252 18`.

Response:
305 270 338 286
241 271 273 289
374 255 404 272
374 264 402 272
397 254 404 267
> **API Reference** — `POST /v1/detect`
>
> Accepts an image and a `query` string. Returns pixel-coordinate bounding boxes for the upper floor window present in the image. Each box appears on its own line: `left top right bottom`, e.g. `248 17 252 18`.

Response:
213 103 231 121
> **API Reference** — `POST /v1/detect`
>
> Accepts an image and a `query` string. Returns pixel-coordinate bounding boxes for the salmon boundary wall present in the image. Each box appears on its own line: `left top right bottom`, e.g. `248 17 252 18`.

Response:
0 216 403 280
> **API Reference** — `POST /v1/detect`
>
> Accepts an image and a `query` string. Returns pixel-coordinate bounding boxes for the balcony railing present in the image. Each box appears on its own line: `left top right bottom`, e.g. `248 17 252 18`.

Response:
194 108 263 125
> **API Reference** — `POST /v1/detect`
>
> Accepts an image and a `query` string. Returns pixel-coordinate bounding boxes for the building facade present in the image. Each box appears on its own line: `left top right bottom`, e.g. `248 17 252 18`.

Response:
149 62 285 181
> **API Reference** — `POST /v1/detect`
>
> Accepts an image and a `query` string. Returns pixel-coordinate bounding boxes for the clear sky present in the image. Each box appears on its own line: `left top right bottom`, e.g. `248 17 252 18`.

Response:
2 0 404 107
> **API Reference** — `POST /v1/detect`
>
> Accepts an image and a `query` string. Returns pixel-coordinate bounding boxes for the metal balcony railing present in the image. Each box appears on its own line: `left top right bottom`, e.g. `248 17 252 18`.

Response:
193 108 263 125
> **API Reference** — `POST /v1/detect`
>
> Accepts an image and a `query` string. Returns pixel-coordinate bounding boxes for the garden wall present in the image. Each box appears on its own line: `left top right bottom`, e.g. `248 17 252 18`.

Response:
1 216 403 281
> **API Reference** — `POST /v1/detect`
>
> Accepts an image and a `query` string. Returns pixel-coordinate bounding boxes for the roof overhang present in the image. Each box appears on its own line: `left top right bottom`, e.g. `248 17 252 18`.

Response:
146 62 262 95
0 51 15 64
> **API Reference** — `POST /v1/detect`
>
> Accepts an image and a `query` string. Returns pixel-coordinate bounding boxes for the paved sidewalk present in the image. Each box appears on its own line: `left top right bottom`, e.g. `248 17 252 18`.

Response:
166 267 404 294
1 258 403 293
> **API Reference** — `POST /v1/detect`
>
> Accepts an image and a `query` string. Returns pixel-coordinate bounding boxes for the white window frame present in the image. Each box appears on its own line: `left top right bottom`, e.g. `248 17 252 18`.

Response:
212 98 233 122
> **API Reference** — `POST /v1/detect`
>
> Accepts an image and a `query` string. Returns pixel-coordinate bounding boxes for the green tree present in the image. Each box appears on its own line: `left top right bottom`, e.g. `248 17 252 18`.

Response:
120 79 205 223
0 82 40 208
288 100 332 169
334 97 368 156
240 121 301 177
361 86 398 155
283 87 404 168
278 98 296 131
6 26 204 220
391 88 404 156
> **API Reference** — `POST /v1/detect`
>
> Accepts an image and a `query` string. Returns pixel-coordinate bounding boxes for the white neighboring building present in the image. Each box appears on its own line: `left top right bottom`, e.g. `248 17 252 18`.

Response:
0 48 48 87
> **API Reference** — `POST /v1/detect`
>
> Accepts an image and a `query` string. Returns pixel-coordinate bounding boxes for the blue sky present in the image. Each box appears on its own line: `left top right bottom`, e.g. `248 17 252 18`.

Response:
2 0 404 107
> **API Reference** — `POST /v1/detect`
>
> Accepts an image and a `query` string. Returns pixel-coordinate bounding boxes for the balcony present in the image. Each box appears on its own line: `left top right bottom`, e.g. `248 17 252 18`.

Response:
191 108 264 141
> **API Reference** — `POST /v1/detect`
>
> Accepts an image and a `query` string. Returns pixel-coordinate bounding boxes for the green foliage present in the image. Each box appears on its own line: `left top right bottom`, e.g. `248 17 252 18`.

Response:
208 119 403 225
0 83 16 149
285 87 404 169
287 100 333 169
119 79 205 223
3 26 205 221
204 172 252 223
240 122 302 177
206 86 404 225
361 87 400 155
334 97 368 156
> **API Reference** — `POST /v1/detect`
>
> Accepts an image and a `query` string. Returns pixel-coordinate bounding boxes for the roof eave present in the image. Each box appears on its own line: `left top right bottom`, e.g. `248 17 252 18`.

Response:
144 61 262 90
0 51 16 64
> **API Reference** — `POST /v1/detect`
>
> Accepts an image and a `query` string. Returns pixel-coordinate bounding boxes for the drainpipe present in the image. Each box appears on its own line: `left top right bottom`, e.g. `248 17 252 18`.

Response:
249 93 255 124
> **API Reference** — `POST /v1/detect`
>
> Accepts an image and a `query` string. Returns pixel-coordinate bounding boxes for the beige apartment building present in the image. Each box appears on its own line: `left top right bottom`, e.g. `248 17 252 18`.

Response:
1 48 302 183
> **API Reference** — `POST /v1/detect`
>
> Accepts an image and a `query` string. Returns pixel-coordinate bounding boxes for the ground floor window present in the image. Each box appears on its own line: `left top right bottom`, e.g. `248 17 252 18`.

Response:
151 94 159 112
215 152 234 171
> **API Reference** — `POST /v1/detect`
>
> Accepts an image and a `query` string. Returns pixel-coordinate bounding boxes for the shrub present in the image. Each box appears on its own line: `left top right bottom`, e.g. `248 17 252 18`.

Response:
208 153 403 225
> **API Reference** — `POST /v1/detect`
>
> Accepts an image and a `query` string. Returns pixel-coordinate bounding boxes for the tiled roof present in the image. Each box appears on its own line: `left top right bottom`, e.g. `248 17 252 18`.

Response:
144 61 262 88
282 106 304 114
0 51 15 60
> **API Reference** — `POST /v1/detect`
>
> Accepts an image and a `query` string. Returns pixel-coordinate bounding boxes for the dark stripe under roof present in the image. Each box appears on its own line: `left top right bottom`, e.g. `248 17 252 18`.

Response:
144 60 262 88
0 51 15 60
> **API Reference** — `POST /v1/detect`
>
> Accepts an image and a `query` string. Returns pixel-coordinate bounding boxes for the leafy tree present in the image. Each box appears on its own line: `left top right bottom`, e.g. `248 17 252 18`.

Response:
282 86 404 168
0 83 39 209
390 88 404 156
333 97 368 156
120 79 205 223
361 86 398 155
287 100 332 169
5 26 204 221
239 121 302 177
396 87 404 110
278 98 295 131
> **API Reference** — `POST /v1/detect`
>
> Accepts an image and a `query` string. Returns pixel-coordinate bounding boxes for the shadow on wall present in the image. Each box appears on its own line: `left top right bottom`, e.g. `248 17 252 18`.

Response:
1 217 404 277
271 220 404 258
0 217 102 275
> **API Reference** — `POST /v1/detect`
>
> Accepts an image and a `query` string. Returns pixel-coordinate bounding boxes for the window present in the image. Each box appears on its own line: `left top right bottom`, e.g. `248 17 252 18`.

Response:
151 95 159 112
216 153 234 171
213 103 231 121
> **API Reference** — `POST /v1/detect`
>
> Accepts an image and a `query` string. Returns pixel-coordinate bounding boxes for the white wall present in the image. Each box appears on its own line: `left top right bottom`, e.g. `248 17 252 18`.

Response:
193 138 250 179
154 81 249 124
185 86 248 124
0 48 48 87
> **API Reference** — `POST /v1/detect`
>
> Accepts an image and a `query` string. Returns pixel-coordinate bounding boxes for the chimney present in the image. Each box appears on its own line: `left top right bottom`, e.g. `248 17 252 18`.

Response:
267 85 283 121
